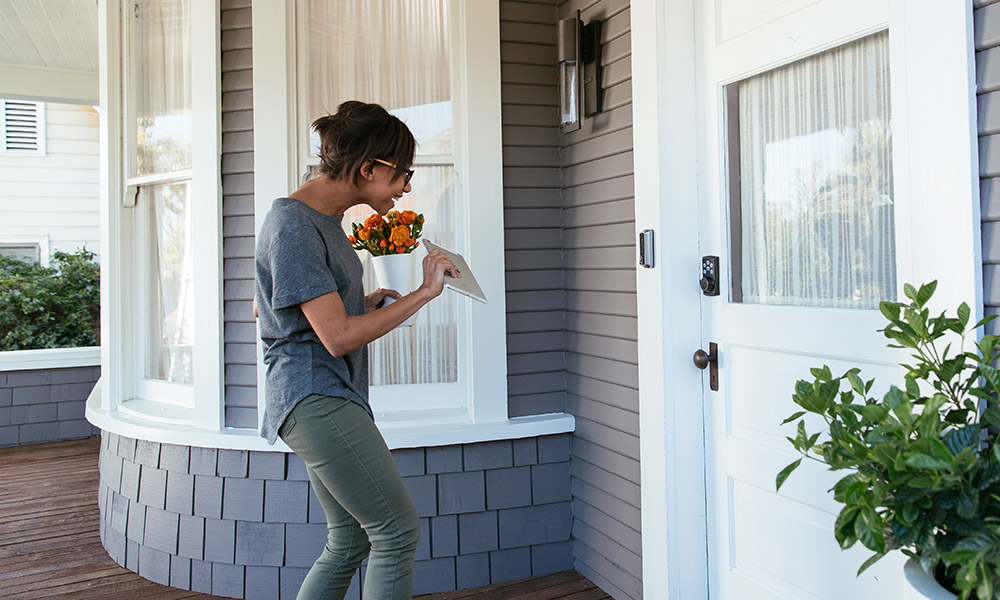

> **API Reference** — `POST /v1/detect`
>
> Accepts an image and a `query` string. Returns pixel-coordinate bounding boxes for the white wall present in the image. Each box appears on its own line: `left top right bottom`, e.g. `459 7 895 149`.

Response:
0 102 100 259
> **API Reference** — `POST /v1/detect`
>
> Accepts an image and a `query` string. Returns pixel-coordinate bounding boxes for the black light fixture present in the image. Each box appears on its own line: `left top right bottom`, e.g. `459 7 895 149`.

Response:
557 12 602 133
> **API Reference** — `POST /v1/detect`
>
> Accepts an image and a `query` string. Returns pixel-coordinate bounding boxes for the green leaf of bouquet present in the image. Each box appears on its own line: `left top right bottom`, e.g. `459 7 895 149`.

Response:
775 458 802 491
944 425 981 456
846 371 866 396
904 283 919 304
982 407 1000 430
880 301 901 322
798 394 829 414
974 313 999 330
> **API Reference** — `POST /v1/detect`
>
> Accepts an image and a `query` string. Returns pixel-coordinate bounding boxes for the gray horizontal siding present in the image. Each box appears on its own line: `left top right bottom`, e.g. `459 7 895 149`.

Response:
500 0 567 419
556 0 641 597
221 0 257 429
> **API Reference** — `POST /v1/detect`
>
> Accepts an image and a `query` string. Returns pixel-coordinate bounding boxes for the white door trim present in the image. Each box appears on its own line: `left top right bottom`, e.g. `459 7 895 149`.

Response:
633 1 980 599
632 0 708 598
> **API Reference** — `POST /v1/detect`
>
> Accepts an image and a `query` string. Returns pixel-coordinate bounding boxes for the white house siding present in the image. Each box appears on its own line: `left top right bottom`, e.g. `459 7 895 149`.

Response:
556 0 642 598
0 102 100 259
978 0 1000 331
220 0 258 429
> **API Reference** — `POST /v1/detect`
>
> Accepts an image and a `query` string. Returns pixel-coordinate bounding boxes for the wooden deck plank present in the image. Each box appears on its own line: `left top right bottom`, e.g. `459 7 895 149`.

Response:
0 436 611 600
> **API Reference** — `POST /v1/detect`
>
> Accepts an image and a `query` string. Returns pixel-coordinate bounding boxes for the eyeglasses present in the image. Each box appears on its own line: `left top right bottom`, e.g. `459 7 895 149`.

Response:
372 158 414 186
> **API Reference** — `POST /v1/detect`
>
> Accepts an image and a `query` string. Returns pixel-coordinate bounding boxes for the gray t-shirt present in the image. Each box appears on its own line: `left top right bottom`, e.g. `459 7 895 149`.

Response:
255 197 371 444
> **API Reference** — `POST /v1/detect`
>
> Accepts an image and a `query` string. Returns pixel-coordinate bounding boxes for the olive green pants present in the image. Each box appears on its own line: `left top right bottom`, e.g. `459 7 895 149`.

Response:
279 394 420 600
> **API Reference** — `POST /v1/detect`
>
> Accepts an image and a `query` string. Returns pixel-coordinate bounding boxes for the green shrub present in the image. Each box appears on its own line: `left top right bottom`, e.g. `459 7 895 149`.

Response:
0 249 100 350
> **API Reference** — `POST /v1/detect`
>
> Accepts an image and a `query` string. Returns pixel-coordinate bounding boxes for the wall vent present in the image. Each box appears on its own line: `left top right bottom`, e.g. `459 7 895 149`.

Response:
1 100 46 156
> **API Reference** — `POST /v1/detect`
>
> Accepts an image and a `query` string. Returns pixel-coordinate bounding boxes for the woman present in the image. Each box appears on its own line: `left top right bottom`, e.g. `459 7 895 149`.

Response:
255 101 457 600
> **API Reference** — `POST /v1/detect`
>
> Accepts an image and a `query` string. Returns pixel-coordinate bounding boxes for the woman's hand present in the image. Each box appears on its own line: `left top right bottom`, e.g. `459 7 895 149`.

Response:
418 249 460 298
365 288 402 313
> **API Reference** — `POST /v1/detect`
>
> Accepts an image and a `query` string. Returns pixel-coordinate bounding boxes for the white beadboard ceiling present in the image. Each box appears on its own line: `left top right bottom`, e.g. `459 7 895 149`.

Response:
0 0 98 72
0 0 99 104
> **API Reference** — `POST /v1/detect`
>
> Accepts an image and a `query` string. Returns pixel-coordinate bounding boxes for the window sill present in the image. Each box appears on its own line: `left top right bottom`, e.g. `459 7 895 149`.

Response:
86 378 575 451
0 347 101 372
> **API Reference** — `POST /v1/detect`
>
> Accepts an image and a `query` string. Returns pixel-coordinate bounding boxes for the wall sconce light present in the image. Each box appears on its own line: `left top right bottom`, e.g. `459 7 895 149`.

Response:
557 14 580 131
558 13 603 133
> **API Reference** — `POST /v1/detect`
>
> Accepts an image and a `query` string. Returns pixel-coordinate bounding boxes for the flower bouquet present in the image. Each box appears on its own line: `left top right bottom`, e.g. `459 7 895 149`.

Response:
349 210 425 326
348 210 424 256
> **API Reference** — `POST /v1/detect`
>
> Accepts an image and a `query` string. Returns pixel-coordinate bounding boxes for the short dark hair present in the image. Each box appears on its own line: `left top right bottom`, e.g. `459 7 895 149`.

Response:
312 101 416 185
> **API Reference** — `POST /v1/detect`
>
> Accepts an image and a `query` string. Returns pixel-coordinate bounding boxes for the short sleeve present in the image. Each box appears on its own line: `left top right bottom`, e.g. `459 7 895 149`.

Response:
265 212 338 310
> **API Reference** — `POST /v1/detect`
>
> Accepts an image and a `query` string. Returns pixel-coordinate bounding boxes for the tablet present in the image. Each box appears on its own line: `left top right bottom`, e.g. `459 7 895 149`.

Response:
423 240 488 304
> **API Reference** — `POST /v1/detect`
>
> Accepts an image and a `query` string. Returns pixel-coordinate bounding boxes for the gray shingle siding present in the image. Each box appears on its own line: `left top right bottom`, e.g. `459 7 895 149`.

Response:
221 0 258 429
97 433 573 599
0 365 100 447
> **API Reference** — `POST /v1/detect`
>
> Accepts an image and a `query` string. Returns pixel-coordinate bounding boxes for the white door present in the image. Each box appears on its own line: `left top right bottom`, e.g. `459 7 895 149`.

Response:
696 2 904 598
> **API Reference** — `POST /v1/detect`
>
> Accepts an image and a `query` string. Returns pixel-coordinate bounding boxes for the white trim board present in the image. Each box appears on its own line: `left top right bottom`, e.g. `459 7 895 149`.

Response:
0 63 98 105
86 379 575 451
0 347 100 372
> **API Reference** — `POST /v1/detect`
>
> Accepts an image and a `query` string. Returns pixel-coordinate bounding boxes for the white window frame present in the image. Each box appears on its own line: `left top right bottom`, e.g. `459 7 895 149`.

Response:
0 100 46 157
0 236 50 266
252 0 509 427
98 0 224 429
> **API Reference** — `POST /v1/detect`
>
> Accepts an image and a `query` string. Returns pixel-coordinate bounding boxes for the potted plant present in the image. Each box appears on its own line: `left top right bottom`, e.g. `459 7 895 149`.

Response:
777 281 1000 599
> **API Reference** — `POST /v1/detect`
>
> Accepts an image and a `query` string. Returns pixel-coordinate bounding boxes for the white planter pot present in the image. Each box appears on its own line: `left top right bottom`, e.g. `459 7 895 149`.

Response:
371 253 417 327
904 558 956 600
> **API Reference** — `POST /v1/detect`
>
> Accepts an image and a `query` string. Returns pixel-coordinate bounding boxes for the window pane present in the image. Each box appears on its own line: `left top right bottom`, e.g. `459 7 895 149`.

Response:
145 181 194 385
735 31 895 309
306 0 453 155
129 0 192 177
343 166 458 386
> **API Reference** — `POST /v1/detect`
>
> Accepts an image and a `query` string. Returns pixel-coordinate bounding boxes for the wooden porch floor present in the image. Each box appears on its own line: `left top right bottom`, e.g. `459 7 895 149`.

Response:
0 437 608 600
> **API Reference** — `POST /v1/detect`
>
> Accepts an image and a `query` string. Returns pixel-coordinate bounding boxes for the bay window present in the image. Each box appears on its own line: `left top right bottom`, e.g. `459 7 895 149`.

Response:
100 0 222 426
253 0 509 425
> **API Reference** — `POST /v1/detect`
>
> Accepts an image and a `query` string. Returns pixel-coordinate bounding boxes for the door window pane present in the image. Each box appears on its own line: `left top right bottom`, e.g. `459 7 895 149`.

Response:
145 181 194 384
733 31 895 309
129 0 192 177
306 0 452 155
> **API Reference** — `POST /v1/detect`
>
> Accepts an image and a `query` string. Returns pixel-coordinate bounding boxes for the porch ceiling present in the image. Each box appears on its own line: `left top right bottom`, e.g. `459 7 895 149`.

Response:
0 0 98 105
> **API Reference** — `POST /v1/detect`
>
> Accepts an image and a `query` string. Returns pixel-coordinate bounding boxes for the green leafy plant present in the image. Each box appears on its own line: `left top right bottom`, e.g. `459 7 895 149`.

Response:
777 281 1000 599
0 249 100 351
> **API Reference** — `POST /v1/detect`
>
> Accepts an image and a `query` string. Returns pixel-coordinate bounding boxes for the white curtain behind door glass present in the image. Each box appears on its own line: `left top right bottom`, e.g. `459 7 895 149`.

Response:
308 0 458 386
739 31 895 309
131 0 192 177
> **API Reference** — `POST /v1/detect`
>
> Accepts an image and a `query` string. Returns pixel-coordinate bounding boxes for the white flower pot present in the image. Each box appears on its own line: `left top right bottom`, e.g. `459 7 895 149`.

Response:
904 558 956 600
371 253 417 327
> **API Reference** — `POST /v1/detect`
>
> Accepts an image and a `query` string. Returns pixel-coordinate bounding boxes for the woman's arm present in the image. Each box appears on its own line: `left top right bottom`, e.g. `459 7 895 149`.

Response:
300 249 457 358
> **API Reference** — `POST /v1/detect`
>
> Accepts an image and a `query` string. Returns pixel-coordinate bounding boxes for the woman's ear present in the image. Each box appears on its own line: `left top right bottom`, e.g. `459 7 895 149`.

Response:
360 159 375 182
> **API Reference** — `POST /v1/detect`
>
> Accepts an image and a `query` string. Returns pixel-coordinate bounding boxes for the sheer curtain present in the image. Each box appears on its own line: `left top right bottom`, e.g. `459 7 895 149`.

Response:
146 181 195 384
128 0 195 385
738 31 895 309
307 0 458 386
131 0 192 177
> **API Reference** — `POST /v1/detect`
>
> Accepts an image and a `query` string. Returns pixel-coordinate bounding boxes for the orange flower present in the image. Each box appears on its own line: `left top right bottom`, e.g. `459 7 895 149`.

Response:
400 210 417 226
396 245 405 253
389 225 410 247
348 235 356 244
387 210 400 221
380 239 387 248
358 228 371 241
364 214 385 229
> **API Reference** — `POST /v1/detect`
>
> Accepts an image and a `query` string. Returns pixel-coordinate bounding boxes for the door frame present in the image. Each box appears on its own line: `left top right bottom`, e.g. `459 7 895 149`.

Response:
631 0 981 598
